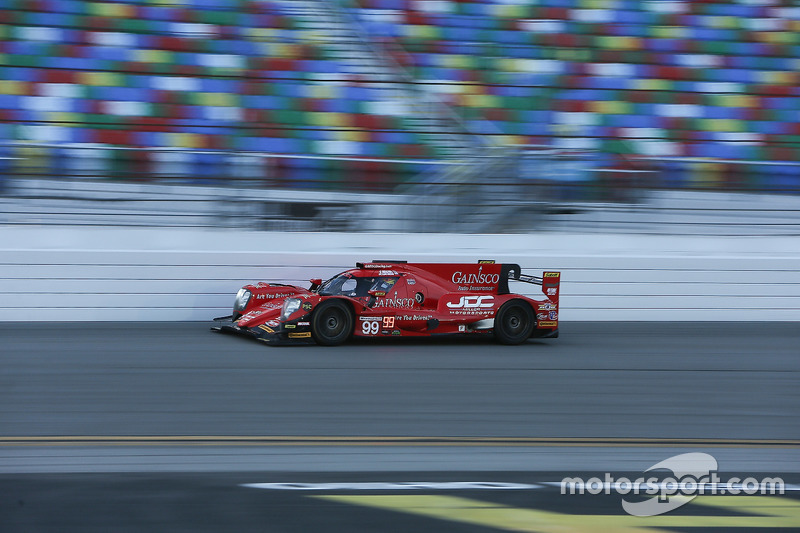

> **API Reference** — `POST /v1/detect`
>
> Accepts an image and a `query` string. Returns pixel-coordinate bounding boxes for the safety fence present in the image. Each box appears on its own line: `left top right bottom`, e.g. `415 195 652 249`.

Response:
2 143 800 234
1 228 799 322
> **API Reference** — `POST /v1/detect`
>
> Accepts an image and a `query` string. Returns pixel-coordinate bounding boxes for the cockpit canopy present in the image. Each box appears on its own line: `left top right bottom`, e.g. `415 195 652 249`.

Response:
318 273 399 297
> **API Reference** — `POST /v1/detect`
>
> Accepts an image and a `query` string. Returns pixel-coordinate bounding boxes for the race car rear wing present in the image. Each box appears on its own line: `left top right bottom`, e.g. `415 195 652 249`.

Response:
508 270 561 304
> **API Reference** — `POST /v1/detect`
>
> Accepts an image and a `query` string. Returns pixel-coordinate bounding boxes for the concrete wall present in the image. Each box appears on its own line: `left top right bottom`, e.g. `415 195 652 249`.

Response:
1 227 798 321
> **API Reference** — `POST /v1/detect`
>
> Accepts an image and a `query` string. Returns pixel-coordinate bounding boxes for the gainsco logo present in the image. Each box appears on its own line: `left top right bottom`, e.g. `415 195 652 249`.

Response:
374 297 416 308
446 296 494 309
451 267 500 286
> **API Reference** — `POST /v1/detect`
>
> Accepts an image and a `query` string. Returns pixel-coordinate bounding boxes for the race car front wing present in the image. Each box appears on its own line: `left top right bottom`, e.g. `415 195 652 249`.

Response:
210 316 314 345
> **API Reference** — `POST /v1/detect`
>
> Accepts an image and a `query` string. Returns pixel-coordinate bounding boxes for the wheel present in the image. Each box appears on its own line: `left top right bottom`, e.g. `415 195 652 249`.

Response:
311 300 353 346
494 300 534 345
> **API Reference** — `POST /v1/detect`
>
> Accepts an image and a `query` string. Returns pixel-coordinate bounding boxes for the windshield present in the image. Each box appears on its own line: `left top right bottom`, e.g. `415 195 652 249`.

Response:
318 274 399 297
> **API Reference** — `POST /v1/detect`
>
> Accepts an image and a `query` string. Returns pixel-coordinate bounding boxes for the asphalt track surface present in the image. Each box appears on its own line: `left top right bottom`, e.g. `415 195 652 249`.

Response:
2 322 799 531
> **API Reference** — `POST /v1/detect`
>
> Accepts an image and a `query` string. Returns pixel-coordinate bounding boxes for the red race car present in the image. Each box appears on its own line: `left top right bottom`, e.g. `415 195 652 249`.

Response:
211 261 560 345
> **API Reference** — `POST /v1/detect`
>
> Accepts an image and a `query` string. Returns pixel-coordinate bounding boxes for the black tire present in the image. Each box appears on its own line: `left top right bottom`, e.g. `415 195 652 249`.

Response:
494 300 534 345
311 300 353 346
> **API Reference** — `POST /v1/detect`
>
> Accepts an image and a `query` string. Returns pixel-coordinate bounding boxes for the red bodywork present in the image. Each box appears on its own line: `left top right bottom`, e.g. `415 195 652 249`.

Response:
211 261 560 345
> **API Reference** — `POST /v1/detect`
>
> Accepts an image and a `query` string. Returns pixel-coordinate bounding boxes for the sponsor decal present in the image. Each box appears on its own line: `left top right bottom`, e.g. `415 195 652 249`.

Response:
451 267 500 286
446 295 494 309
445 295 495 315
284 324 296 329
363 263 397 269
538 321 557 327
374 297 416 308
457 286 495 291
378 270 398 276
266 320 280 327
297 321 310 326
537 313 548 320
538 303 556 311
262 303 283 311
288 332 312 339
544 272 560 277
258 325 274 333
256 292 293 300
549 311 558 320
400 314 432 321
373 291 386 297
547 287 557 295
302 302 312 311
478 260 495 264
407 278 416 285
414 292 424 304
458 325 466 332
360 316 381 321
391 330 401 336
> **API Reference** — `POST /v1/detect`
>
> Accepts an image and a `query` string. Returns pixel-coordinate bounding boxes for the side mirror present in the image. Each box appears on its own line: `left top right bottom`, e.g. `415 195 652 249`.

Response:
367 289 386 308
309 278 323 290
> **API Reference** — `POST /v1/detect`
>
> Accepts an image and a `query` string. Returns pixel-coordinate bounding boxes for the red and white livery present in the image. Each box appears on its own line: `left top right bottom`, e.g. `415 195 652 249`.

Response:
211 261 560 345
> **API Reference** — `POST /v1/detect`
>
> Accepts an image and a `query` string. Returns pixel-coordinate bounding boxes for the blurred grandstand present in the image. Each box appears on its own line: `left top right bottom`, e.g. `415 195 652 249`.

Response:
0 0 799 232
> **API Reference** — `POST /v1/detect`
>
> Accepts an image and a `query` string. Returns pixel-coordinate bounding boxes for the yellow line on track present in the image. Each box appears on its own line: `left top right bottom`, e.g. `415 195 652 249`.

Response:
316 495 800 532
1 436 798 448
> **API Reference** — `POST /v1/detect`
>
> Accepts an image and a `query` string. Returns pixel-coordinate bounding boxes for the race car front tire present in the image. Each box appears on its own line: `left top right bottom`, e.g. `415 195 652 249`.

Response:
311 300 354 346
494 300 534 345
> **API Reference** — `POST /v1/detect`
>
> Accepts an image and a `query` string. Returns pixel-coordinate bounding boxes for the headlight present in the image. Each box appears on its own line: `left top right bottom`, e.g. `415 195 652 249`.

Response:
233 288 251 313
281 298 302 319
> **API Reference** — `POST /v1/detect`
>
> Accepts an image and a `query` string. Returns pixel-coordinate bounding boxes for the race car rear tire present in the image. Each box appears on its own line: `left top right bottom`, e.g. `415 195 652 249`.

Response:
311 300 353 346
494 300 534 345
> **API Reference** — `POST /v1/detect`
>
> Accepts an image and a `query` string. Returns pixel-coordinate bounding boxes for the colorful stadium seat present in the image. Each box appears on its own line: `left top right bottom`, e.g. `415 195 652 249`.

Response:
0 0 439 190
0 0 798 192
349 0 800 191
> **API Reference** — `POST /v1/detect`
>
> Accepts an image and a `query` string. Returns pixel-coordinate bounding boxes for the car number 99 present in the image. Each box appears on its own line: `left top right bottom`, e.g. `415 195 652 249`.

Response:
361 317 395 335
362 321 380 335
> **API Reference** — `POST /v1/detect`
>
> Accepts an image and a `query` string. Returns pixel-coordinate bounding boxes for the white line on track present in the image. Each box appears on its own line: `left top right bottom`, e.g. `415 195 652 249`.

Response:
242 482 541 490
